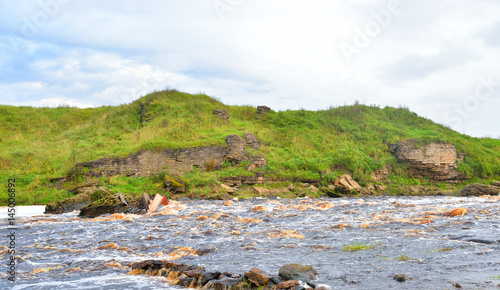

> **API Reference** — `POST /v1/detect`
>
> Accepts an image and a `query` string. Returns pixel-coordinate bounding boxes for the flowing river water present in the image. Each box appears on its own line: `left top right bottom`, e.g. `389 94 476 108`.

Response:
1 195 499 289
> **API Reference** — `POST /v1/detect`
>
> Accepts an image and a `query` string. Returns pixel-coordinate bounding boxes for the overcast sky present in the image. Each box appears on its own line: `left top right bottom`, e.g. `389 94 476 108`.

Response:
1 0 499 137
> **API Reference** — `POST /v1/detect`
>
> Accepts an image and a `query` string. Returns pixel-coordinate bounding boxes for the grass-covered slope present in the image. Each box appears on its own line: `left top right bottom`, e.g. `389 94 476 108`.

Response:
1 89 499 205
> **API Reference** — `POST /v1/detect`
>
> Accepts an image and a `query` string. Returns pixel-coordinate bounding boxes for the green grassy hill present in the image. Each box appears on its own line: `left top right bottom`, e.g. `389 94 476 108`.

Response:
1 89 499 205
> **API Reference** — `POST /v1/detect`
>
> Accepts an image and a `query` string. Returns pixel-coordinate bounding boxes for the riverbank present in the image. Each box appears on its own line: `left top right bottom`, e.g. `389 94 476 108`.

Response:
1 90 499 206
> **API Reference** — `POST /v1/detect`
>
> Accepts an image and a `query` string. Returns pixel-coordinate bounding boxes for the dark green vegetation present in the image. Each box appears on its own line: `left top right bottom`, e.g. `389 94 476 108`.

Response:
1 89 499 205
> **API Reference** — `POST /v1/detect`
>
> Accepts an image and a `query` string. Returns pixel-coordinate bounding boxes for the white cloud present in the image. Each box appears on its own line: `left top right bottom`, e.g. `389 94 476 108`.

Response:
0 0 499 137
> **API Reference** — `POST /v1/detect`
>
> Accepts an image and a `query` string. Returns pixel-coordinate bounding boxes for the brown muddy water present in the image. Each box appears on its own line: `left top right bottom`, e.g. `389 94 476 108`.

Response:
1 196 499 289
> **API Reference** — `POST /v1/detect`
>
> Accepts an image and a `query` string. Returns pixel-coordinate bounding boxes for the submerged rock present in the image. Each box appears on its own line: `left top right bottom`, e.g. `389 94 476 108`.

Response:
79 191 145 218
177 277 197 287
460 183 500 196
45 187 112 214
278 263 318 283
444 208 467 217
394 274 406 282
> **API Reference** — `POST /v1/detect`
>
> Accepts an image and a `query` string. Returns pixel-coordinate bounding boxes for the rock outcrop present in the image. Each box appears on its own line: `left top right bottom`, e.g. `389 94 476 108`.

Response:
213 109 229 121
45 187 112 214
252 186 289 196
278 263 318 284
66 180 101 194
79 191 145 218
389 140 466 182
256 106 271 118
130 260 321 290
224 174 319 187
67 134 259 180
330 174 362 195
164 175 187 193
225 134 247 164
371 168 389 181
245 268 271 287
460 183 500 196
244 132 260 150
247 156 267 171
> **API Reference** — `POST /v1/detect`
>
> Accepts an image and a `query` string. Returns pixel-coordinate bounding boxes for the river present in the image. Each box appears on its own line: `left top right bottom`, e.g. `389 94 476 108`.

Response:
1 195 499 289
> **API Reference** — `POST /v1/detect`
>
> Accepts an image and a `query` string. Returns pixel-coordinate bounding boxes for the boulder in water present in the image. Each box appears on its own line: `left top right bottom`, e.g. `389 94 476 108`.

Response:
45 187 112 214
245 268 271 286
276 280 300 289
79 191 145 218
278 263 318 283
394 274 406 282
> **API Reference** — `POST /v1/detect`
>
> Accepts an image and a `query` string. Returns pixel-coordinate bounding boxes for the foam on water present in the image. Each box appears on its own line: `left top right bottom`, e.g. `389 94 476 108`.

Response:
1 196 498 289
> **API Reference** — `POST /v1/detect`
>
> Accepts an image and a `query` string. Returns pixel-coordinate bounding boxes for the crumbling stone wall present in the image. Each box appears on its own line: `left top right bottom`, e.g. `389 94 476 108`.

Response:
389 140 466 181
69 146 228 179
68 134 251 179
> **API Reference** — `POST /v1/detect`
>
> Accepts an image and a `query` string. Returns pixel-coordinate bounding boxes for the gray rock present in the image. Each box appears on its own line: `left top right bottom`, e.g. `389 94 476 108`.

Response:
200 271 221 286
177 277 197 287
256 106 271 117
460 183 500 196
244 132 260 149
213 109 229 121
225 134 247 164
279 263 318 283
209 277 244 290
45 186 111 214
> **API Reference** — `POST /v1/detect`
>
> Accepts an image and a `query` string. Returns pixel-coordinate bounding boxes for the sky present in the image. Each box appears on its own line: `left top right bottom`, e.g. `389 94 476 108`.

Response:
0 0 499 138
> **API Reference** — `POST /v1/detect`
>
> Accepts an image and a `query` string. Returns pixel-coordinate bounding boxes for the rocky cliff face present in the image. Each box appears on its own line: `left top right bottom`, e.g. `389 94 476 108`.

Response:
68 133 265 180
389 140 467 182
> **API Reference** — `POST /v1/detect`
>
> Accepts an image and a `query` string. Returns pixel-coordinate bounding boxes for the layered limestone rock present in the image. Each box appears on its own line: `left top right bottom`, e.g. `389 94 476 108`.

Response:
460 183 500 196
225 134 247 164
79 191 145 218
67 134 255 179
389 140 466 181
45 187 112 214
